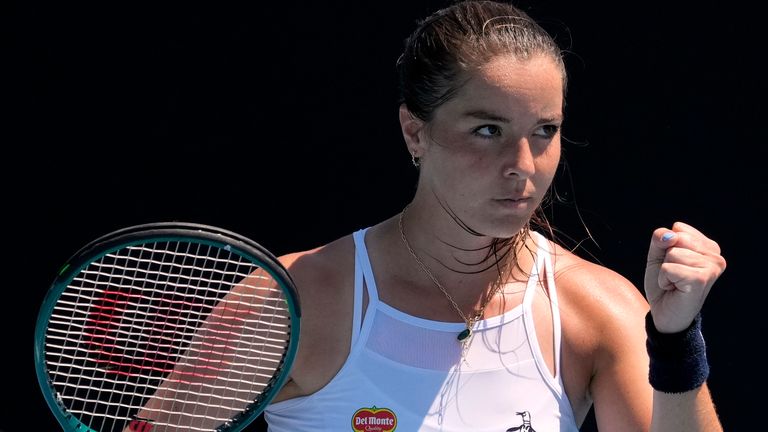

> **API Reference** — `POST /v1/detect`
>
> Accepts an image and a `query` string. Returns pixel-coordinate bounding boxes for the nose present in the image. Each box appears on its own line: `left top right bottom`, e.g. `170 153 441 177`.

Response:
501 137 535 179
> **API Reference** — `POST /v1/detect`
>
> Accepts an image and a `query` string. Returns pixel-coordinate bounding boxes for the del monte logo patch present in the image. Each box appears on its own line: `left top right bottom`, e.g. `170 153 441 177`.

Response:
351 406 397 431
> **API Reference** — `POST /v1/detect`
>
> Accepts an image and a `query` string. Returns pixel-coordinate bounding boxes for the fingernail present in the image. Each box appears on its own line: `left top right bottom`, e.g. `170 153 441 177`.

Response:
662 232 676 242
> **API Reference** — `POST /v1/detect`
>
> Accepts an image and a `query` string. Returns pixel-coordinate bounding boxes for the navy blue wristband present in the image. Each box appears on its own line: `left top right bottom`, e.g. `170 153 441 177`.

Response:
645 312 709 393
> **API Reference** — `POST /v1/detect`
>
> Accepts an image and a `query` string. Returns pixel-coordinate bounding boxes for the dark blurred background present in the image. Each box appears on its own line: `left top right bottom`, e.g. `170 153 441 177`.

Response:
5 0 764 430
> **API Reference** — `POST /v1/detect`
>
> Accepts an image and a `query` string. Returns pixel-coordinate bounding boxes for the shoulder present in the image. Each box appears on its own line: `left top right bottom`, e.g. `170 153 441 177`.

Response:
544 237 650 363
544 237 652 419
547 239 649 322
272 232 360 397
277 232 356 298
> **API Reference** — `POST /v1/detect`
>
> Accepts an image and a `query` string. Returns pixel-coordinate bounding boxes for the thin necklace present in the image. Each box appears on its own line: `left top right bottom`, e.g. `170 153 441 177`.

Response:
397 206 507 343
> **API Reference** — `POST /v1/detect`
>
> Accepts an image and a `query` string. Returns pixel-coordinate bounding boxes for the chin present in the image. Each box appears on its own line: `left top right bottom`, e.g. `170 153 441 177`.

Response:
477 217 530 239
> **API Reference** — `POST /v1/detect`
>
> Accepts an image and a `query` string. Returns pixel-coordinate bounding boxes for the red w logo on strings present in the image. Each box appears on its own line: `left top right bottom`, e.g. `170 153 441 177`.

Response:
129 419 154 432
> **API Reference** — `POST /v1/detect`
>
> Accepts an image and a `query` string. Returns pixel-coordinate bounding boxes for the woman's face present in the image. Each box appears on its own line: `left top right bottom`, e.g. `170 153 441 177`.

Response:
414 54 564 238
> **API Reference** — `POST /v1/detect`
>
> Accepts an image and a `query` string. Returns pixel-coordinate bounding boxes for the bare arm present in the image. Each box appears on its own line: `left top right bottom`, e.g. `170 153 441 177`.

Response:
589 314 722 432
651 385 721 431
572 222 724 431
643 222 726 431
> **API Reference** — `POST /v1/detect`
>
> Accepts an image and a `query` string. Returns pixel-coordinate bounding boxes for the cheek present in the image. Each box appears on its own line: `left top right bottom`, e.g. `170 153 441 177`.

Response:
538 142 561 175
425 138 489 175
423 156 485 200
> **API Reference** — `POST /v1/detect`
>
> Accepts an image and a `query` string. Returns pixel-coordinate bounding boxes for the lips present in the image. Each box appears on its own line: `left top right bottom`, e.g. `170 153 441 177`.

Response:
492 196 533 210
494 196 531 203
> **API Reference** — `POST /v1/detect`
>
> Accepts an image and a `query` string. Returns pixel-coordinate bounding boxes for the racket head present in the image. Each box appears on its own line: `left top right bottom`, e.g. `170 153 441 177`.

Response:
35 222 300 432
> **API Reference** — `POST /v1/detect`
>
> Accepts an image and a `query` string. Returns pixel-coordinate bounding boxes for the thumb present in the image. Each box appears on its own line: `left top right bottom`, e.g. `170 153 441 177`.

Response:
647 228 678 266
644 228 677 299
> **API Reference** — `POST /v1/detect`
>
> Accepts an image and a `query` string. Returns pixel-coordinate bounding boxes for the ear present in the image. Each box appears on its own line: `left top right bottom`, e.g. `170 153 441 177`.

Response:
398 104 426 158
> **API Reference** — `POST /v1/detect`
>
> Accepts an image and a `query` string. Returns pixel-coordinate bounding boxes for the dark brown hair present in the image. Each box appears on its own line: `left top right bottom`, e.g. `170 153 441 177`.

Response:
397 0 567 122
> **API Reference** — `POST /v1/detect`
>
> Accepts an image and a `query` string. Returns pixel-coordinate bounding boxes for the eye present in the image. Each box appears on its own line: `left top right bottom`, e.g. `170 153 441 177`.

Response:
473 125 502 138
533 124 560 139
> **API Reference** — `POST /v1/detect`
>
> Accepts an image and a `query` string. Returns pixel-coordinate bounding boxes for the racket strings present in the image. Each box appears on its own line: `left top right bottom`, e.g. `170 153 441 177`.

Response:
44 240 292 431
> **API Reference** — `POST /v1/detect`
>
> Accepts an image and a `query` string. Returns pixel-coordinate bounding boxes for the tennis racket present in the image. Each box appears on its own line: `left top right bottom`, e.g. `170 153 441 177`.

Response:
34 222 301 432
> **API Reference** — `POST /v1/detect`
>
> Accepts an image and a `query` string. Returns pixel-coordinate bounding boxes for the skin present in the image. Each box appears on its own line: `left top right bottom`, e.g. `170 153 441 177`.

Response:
273 53 726 431
125 53 724 432
120 27 724 430
273 53 567 402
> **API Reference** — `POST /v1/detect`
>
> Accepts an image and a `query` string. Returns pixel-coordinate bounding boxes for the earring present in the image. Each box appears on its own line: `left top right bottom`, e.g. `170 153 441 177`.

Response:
411 153 420 167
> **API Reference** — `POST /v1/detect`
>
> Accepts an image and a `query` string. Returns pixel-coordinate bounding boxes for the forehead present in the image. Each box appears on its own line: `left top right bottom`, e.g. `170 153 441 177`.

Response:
445 54 564 117
479 54 563 93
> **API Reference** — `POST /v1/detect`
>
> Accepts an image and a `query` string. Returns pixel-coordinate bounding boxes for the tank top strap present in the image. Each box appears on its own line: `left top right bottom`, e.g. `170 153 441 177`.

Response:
351 228 379 349
535 232 563 379
521 230 565 394
522 231 547 306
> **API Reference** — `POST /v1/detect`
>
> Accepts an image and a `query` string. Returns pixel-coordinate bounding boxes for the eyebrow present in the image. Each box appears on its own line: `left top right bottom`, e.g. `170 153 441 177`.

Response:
462 110 509 123
461 109 563 124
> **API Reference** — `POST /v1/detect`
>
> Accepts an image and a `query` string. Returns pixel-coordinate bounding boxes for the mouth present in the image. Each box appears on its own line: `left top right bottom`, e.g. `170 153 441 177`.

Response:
495 196 532 202
493 197 533 210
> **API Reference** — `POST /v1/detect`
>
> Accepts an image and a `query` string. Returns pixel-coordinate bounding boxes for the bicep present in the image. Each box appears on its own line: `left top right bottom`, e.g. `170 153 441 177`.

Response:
589 294 653 431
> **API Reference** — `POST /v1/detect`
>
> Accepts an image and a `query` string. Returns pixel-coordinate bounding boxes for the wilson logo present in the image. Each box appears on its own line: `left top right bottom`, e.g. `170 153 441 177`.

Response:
129 419 154 432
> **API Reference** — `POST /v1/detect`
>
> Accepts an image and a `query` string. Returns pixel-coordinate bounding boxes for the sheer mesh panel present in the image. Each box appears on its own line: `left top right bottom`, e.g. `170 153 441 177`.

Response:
365 306 531 372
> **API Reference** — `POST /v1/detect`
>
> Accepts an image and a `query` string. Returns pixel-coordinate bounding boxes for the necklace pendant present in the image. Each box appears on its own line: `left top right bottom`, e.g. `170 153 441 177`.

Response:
457 327 472 341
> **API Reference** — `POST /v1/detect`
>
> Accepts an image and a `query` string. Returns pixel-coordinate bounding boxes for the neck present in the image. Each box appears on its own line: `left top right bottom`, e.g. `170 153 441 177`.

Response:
397 204 528 299
401 205 496 269
396 204 531 342
399 203 527 273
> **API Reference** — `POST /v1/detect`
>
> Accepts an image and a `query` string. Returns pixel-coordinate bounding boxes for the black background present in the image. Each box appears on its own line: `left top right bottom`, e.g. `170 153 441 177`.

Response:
6 0 765 430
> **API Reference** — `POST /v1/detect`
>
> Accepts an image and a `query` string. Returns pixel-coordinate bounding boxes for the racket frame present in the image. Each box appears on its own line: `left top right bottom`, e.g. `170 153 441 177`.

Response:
34 222 301 432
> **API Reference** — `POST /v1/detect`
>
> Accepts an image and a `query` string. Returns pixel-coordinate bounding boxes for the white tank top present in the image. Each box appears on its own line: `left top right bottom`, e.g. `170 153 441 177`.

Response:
264 228 579 431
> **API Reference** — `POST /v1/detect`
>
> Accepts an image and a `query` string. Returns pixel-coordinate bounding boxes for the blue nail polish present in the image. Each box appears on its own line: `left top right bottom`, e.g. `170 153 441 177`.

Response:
662 232 675 242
